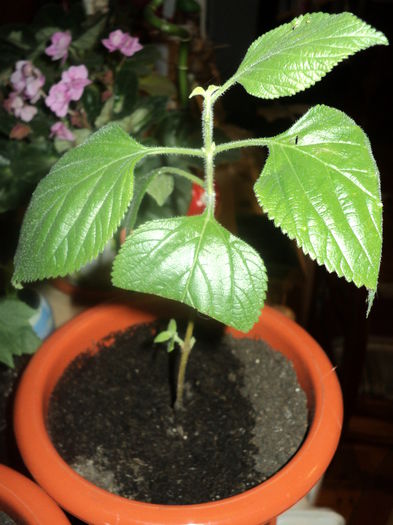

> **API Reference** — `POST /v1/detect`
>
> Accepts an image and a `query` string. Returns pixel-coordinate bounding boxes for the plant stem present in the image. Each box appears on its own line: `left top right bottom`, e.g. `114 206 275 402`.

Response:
202 88 217 217
175 318 195 410
156 167 203 187
215 137 270 156
144 0 191 107
145 146 205 158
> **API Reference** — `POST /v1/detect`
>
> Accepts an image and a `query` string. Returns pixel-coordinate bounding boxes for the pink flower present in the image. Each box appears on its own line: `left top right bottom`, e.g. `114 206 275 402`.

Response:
45 31 72 63
61 65 91 101
45 82 71 117
50 122 75 141
3 92 37 122
102 30 143 57
10 61 45 103
45 66 91 117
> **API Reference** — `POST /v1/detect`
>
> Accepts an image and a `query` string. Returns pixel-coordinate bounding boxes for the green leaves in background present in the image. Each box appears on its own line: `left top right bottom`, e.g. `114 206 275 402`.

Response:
13 124 148 286
139 73 176 98
71 16 106 53
0 138 58 213
112 215 267 332
113 62 138 118
254 105 382 293
147 172 175 206
0 297 41 367
234 12 388 99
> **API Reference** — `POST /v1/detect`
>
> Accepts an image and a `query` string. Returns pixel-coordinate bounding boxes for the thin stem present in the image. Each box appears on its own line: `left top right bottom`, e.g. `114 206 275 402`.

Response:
175 319 195 410
157 167 203 187
145 146 205 158
211 76 237 104
178 39 190 107
215 138 270 156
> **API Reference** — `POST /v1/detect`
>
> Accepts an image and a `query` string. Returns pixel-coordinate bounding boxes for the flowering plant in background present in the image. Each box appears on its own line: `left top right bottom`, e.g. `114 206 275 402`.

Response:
4 60 46 122
0 1 186 216
45 31 72 63
102 29 143 56
45 65 91 117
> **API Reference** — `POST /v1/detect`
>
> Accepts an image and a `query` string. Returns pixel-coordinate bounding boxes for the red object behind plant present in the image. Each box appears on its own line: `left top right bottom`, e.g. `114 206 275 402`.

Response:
187 183 220 216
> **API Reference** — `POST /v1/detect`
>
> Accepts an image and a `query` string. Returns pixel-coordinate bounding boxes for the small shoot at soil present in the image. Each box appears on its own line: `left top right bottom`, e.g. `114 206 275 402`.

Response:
154 318 196 409
12 12 387 402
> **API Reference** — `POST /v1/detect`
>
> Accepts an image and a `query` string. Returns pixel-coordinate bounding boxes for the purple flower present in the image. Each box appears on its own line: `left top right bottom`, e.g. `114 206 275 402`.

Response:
102 30 143 57
45 83 71 118
50 122 75 141
61 65 91 101
10 61 45 103
3 92 37 122
45 31 72 63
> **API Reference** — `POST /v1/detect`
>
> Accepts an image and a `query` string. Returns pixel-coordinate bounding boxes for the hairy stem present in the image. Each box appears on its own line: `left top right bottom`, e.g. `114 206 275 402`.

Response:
175 319 195 410
156 167 203 187
202 88 217 217
215 137 270 156
145 146 205 158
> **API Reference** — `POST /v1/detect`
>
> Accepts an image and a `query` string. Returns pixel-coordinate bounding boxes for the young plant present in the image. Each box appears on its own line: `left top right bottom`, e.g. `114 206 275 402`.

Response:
154 319 195 408
13 13 387 401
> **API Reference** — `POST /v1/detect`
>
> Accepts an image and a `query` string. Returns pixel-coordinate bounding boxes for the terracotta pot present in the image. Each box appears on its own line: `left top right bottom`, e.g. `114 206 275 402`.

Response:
14 304 343 525
0 464 70 524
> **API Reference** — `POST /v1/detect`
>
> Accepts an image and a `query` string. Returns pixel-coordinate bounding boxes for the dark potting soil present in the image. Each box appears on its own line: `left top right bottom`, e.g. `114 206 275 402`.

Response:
48 321 308 505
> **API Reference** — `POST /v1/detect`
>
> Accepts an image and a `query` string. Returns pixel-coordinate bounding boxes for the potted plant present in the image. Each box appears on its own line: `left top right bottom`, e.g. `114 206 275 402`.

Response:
11 11 386 525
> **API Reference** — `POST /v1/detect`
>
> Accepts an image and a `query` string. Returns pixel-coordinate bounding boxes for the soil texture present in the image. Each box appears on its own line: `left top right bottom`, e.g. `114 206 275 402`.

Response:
48 321 307 504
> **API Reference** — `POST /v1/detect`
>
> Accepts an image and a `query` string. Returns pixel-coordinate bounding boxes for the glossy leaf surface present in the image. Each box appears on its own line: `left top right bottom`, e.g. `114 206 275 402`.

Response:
13 124 147 285
254 105 382 291
234 12 388 99
112 215 267 332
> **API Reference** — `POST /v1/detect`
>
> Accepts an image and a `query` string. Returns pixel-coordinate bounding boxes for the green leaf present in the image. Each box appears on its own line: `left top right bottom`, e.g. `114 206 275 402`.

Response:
139 73 176 97
113 62 138 117
35 26 61 44
126 44 161 75
234 12 388 99
154 331 173 343
13 124 148 286
146 173 174 206
122 155 163 232
136 175 192 227
0 297 41 368
72 129 91 145
254 105 382 291
54 139 73 154
95 98 114 128
71 17 106 53
81 85 102 127
112 215 267 332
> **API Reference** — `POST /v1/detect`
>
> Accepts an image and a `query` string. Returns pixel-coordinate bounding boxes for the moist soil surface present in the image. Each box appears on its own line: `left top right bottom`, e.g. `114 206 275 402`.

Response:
48 321 308 504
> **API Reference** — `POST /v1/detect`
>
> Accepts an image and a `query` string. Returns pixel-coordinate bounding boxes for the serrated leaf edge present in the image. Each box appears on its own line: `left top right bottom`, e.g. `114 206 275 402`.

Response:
234 12 388 99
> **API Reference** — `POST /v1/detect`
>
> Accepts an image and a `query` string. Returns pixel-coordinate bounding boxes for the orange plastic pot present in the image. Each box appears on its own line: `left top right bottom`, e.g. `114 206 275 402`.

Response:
0 464 70 524
14 304 343 525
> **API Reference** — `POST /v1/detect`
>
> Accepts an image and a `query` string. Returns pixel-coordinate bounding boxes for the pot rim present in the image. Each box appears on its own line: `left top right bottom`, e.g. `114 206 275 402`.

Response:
0 464 70 524
14 303 343 525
